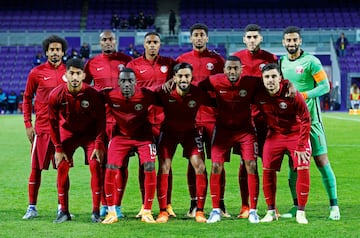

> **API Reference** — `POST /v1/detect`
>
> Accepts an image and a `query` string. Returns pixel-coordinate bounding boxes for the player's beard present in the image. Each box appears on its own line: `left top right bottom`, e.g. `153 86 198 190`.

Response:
286 45 299 55
178 82 190 92
49 55 60 64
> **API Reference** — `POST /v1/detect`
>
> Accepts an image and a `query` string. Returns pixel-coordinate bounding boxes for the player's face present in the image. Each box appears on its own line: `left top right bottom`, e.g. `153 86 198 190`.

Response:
144 34 160 58
190 29 208 51
66 66 85 91
46 42 64 64
243 31 262 53
262 68 281 95
282 32 302 55
119 72 136 98
174 68 192 92
100 31 117 54
224 60 242 83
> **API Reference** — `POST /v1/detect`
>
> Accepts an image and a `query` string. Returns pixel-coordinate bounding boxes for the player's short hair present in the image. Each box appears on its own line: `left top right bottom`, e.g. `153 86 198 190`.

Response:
226 55 242 64
66 58 84 70
144 31 161 39
261 63 280 73
190 23 208 36
120 68 135 74
244 24 261 32
283 26 302 37
173 62 193 73
42 35 67 54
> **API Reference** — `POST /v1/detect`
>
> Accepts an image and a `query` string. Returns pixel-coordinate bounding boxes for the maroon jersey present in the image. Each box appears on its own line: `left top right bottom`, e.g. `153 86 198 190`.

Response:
177 49 225 124
104 87 155 140
176 49 224 85
23 61 67 133
154 85 212 133
48 83 106 152
84 52 133 91
233 49 277 78
254 80 311 151
199 74 261 131
127 55 176 130
127 55 176 87
233 49 278 119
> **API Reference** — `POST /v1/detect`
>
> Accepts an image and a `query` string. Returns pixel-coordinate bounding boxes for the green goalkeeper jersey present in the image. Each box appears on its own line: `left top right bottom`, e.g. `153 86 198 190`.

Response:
280 51 330 124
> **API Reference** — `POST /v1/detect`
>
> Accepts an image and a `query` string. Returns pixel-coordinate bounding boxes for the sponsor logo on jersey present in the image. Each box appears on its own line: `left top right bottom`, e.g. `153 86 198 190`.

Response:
118 64 125 71
279 102 287 109
43 76 51 80
168 99 177 103
219 90 227 94
160 65 168 73
206 63 214 71
96 67 104 71
81 100 90 108
188 100 197 108
239 89 247 97
140 69 147 74
134 104 143 111
295 65 304 74
112 104 121 108
259 63 266 71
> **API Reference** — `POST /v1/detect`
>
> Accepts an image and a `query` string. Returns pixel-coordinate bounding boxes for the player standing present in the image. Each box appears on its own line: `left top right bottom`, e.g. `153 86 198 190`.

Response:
176 23 227 217
84 30 133 218
203 56 260 224
101 68 157 224
22 35 68 219
232 24 278 218
155 62 209 223
280 26 340 220
255 63 311 224
48 58 106 223
126 32 176 218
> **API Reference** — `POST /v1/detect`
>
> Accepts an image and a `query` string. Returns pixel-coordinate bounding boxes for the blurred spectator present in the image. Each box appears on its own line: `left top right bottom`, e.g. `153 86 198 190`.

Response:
33 51 46 67
80 42 91 60
120 17 129 29
350 84 360 109
136 11 147 29
68 48 81 60
126 43 138 57
7 90 18 114
111 14 120 30
336 32 349 57
146 14 155 27
169 9 177 35
0 88 7 114
128 14 138 28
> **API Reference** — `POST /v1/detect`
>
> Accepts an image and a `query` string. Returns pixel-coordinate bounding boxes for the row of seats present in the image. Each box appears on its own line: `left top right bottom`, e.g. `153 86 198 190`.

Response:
1 0 359 30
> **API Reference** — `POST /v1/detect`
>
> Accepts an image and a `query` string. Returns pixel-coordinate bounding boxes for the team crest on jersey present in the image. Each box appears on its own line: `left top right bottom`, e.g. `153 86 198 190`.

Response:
81 100 90 108
134 104 143 111
62 74 68 82
118 64 125 71
279 102 287 109
160 65 168 73
188 100 197 108
259 63 266 71
239 89 247 97
206 63 214 71
295 65 304 74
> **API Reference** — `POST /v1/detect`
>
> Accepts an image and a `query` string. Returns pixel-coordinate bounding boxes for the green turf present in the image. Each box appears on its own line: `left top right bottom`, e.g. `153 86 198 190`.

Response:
0 113 359 238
